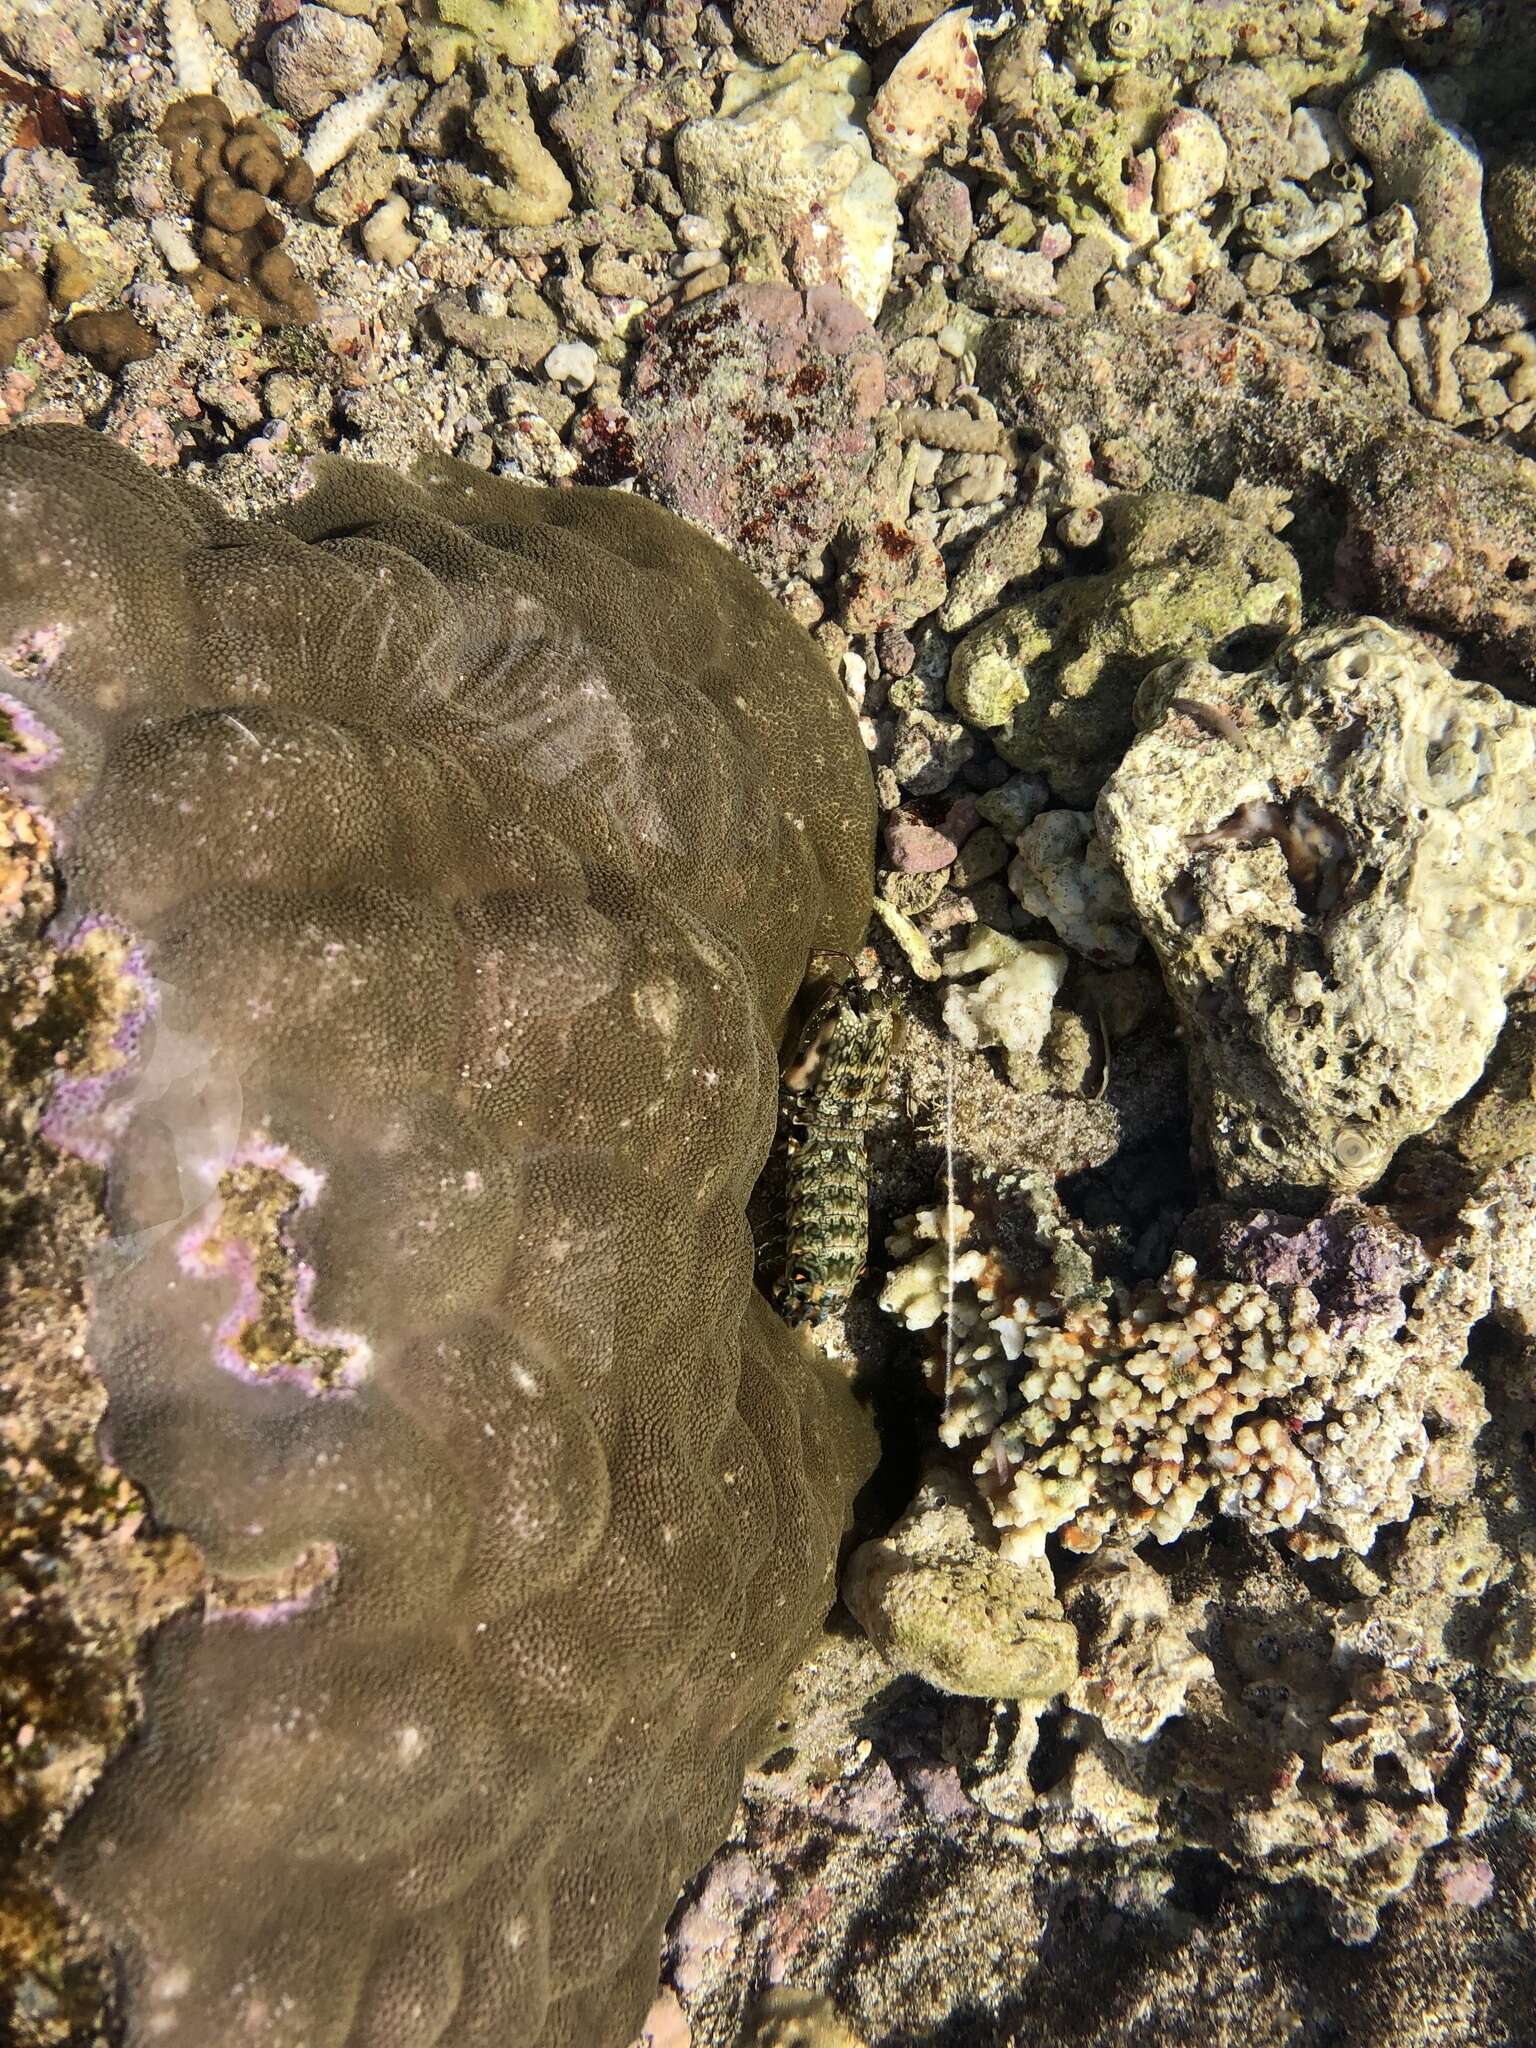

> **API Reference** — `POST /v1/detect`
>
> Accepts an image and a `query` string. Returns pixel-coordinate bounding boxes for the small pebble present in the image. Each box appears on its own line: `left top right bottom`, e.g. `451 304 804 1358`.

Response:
360 193 419 269
906 167 973 263
544 339 598 390
876 624 916 678
676 213 723 251
262 370 303 417
1059 505 1104 549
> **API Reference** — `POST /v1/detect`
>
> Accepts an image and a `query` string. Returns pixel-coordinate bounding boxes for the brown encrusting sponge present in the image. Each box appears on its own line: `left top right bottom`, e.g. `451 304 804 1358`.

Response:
0 424 876 2047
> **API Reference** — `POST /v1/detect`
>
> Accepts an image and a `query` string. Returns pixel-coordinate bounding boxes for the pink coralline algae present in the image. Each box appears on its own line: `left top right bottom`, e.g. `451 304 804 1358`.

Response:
627 282 886 578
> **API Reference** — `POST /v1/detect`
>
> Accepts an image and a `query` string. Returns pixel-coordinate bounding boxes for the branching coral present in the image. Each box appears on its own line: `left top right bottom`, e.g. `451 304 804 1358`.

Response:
0 424 876 2048
881 1187 1489 1563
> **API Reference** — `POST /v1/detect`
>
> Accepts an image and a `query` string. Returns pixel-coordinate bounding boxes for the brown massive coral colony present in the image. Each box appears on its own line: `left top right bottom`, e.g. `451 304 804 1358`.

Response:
0 424 875 2046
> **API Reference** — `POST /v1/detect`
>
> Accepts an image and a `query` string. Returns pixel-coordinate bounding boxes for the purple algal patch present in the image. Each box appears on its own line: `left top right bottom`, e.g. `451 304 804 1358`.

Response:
176 1138 370 1398
1206 1203 1422 1341
2 623 66 679
0 689 63 775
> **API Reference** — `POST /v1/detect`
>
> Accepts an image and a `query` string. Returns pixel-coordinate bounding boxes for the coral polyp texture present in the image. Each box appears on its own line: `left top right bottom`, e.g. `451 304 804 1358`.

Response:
1096 618 1536 1203
0 424 876 2048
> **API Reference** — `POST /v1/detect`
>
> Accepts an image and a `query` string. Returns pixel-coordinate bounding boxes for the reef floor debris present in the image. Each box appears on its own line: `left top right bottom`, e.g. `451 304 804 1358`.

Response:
3 0 1536 2044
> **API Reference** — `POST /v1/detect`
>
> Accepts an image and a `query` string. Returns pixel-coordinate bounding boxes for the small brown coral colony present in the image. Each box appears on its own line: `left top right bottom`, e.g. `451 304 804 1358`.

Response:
157 95 319 326
0 424 875 2047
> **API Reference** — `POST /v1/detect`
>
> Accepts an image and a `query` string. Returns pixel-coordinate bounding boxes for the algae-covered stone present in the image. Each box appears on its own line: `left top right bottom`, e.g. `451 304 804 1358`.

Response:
1098 617 1536 1202
1341 68 1492 314
1487 143 1536 288
436 76 571 226
843 1464 1078 1699
674 51 900 319
1051 0 1373 100
948 490 1301 804
411 0 566 72
1435 992 1536 1172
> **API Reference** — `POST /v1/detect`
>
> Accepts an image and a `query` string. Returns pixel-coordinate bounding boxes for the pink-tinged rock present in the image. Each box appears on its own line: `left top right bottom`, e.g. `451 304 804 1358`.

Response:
905 1760 974 1824
868 9 985 188
884 805 958 872
884 808 953 873
840 519 948 632
876 623 917 676
627 283 885 577
764 1877 838 1978
1437 1854 1495 1909
108 405 182 470
667 1847 773 1996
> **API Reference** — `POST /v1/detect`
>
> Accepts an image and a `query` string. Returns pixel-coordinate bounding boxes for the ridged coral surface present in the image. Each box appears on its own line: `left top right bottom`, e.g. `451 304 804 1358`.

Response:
0 424 876 2046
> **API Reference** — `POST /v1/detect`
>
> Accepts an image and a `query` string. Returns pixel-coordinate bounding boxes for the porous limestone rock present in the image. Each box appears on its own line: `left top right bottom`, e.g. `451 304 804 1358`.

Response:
673 51 901 320
842 1463 1078 1699
1064 1548 1213 1744
1153 106 1228 216
1098 618 1536 1202
948 490 1301 805
266 4 382 121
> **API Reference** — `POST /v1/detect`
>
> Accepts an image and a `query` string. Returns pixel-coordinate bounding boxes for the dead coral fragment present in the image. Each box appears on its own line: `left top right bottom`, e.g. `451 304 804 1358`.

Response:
176 1156 370 1395
1064 1547 1213 1743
